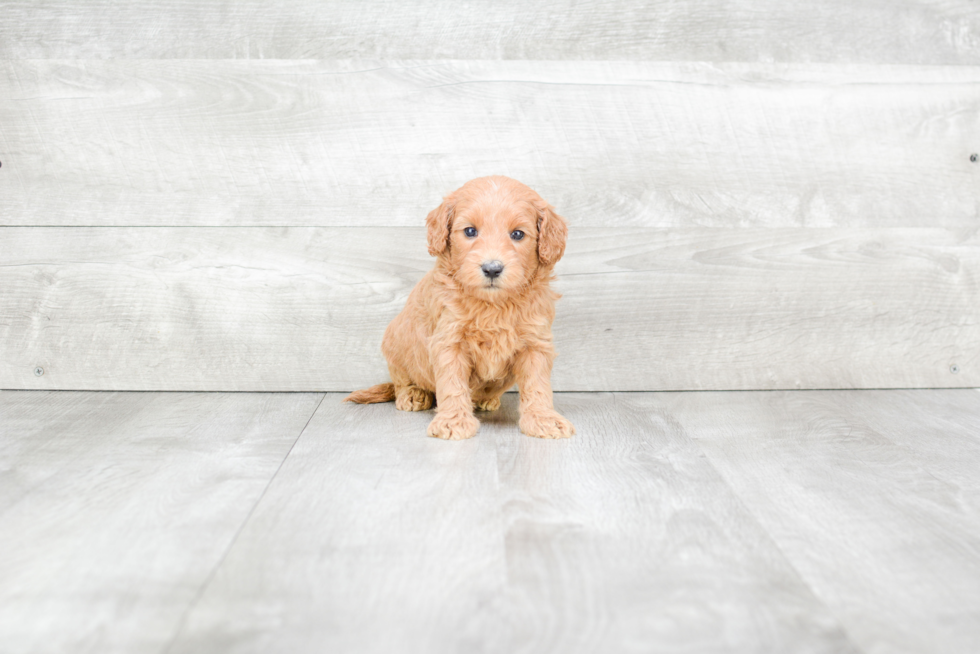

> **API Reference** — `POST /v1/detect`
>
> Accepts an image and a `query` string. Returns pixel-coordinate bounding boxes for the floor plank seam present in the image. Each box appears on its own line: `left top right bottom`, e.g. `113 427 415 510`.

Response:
683 430 870 653
158 392 327 654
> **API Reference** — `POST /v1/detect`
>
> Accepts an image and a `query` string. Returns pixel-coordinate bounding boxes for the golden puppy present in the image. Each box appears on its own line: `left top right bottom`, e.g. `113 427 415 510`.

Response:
345 176 574 440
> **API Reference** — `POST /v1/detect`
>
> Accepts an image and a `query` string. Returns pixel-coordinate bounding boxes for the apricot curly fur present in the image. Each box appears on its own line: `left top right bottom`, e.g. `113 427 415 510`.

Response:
345 176 575 440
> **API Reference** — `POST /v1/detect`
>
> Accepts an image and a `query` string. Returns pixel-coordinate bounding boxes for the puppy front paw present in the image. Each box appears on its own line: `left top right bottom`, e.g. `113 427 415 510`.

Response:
520 410 575 439
427 411 480 440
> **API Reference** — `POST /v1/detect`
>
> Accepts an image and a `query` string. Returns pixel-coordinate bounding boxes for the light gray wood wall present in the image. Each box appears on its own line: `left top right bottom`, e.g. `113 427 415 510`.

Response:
2 227 976 391
2 61 978 229
2 1 978 63
1 2 978 391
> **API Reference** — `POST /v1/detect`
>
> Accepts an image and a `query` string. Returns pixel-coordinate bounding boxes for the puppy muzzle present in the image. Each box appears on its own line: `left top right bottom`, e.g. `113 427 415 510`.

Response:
481 260 504 280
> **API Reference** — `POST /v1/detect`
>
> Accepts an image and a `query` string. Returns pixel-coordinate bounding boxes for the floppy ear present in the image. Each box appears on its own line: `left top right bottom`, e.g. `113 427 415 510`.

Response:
535 202 568 267
425 194 455 257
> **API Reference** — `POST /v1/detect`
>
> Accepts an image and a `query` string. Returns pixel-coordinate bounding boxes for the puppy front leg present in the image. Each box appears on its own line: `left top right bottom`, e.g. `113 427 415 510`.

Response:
427 344 480 440
515 348 575 439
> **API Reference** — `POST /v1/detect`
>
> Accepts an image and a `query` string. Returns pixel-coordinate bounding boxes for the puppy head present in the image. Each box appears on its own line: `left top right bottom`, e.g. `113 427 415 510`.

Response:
426 176 568 300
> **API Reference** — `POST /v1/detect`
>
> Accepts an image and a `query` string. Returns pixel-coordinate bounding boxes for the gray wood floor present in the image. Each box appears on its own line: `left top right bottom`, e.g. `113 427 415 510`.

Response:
1 389 978 654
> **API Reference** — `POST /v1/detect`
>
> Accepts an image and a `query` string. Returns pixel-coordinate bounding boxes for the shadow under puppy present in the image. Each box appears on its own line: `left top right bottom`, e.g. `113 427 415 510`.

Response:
346 176 575 440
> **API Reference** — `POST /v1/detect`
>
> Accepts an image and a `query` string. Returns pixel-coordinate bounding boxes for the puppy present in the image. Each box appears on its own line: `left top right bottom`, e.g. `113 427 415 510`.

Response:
345 176 575 440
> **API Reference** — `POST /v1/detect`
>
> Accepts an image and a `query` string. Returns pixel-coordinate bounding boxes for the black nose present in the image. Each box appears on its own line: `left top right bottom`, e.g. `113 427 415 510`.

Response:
481 260 504 279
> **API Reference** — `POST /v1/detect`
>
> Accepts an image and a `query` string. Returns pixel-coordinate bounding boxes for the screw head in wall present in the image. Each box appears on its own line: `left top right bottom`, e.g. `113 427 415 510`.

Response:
34 366 44 377
971 154 978 163
950 364 960 374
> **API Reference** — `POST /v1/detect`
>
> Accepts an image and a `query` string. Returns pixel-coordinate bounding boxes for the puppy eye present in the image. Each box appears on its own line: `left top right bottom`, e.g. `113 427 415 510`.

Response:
463 227 478 238
510 230 525 241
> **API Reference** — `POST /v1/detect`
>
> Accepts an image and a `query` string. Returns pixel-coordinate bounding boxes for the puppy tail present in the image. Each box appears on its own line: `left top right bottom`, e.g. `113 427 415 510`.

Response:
344 382 396 404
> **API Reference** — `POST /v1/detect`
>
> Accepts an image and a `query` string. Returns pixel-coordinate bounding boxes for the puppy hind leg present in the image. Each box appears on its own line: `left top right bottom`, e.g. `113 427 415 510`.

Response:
397 386 434 412
390 365 434 412
474 397 501 412
472 381 510 412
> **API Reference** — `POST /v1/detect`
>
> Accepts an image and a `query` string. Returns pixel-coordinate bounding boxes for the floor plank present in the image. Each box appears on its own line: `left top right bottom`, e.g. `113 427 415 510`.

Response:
165 393 506 654
0 390 323 654
2 0 977 64
662 389 980 654
168 393 857 653
5 389 978 652
483 393 857 654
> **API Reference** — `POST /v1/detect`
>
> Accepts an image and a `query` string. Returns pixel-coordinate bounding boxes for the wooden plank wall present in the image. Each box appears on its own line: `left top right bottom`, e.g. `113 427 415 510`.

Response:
1 2 978 391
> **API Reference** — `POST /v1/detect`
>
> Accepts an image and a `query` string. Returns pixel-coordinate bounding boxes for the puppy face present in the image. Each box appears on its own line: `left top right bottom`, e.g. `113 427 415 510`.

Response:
426 177 568 301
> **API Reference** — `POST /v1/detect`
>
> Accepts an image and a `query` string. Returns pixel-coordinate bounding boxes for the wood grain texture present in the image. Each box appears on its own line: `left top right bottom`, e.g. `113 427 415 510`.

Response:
0 390 323 654
662 389 980 654
167 394 508 654
4 389 979 652
2 226 976 391
2 60 978 228
168 392 858 653
1 0 978 64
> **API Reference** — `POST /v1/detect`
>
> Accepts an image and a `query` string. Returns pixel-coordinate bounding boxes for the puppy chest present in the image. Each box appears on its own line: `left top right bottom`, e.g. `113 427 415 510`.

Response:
462 327 521 381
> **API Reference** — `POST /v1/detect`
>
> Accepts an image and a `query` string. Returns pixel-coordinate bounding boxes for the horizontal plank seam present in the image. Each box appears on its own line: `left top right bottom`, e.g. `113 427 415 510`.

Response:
160 392 327 654
3 387 979 393
0 225 429 229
